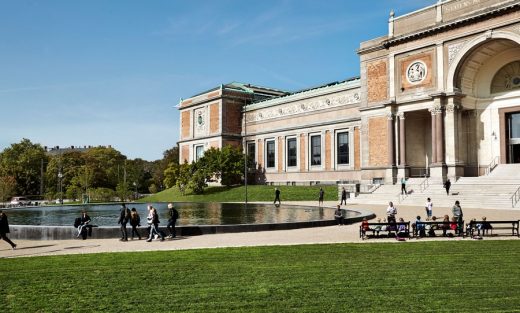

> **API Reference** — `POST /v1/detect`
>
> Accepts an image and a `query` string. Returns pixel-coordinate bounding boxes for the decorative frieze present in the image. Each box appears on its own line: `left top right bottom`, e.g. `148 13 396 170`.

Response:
448 41 465 67
245 92 360 122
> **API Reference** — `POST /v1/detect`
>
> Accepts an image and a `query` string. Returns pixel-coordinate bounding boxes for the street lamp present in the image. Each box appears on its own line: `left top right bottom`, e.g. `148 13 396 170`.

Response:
58 172 63 204
133 182 137 200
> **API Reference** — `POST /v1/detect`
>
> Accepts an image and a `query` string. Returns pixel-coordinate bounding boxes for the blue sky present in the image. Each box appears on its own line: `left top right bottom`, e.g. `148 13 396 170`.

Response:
0 0 434 161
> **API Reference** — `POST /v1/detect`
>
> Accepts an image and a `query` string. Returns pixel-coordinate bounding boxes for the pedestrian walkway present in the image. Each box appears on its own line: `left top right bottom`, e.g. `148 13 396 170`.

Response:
2 201 519 259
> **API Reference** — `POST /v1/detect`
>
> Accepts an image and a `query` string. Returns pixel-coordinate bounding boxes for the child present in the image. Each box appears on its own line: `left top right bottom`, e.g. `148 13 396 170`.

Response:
415 216 426 238
396 217 408 240
361 218 370 240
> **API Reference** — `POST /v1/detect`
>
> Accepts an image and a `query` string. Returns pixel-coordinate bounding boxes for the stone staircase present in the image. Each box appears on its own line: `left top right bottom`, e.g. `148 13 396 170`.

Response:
349 164 520 209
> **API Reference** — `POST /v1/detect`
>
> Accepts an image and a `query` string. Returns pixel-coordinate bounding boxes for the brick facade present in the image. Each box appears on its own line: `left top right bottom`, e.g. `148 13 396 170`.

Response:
209 103 220 134
325 131 331 170
399 51 434 91
368 117 388 167
367 60 388 103
222 101 242 134
278 137 283 172
354 127 360 170
300 134 306 172
181 145 189 163
181 111 191 139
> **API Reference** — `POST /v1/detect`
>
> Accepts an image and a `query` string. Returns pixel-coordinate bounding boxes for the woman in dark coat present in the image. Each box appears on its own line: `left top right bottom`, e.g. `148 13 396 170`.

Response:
0 210 17 250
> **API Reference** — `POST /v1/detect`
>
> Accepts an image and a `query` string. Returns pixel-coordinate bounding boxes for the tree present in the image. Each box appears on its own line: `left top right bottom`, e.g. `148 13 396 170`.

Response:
0 176 16 202
199 145 247 186
0 139 48 196
153 146 178 191
163 162 180 189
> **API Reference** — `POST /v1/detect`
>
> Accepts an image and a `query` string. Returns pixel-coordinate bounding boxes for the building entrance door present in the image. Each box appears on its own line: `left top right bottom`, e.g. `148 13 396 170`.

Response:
507 112 520 163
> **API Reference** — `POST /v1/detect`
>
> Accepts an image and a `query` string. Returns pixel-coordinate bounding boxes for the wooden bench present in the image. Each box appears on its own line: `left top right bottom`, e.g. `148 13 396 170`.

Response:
359 222 410 239
412 221 464 238
467 220 519 237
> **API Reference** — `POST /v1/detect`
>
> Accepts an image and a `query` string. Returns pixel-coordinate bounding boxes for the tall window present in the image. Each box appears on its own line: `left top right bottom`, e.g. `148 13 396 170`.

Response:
287 138 297 167
266 140 275 168
195 145 204 161
310 135 321 166
247 142 256 162
337 132 349 165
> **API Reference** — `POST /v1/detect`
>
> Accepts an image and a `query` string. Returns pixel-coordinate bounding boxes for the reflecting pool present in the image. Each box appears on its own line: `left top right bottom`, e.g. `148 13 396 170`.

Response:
7 202 361 226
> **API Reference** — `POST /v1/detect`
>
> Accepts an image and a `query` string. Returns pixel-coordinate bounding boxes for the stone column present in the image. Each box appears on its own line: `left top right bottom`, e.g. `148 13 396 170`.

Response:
387 113 395 166
430 108 437 164
445 97 462 178
436 108 444 164
398 113 406 166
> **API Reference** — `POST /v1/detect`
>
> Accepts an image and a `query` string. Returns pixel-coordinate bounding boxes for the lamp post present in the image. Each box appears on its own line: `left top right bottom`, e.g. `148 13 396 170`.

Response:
58 172 63 204
133 182 137 200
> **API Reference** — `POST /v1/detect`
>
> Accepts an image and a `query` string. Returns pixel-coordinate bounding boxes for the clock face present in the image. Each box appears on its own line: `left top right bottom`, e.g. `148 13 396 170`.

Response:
406 61 427 84
491 61 520 94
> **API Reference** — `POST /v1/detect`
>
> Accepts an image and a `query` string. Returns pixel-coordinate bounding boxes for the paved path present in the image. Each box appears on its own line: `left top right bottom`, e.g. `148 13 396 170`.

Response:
1 201 519 259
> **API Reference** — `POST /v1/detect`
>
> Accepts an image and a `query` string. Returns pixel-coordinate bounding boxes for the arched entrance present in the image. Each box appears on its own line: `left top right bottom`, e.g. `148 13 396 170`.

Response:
447 31 520 172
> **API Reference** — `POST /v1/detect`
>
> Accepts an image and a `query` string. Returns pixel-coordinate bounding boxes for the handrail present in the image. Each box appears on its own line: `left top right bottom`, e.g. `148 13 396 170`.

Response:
485 156 500 175
419 175 430 192
511 186 520 208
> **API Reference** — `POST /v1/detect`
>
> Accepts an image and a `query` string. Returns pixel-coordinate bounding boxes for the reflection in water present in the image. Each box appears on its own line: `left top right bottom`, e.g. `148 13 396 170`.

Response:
6 202 361 227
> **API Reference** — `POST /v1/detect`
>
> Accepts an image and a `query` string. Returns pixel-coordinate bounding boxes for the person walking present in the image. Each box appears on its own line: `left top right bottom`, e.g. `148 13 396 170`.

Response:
401 177 407 195
334 205 344 225
146 206 165 242
129 208 141 240
444 179 451 196
274 188 281 205
340 187 347 205
0 210 16 250
452 200 463 235
166 203 179 239
425 198 433 221
118 204 131 241
318 187 325 207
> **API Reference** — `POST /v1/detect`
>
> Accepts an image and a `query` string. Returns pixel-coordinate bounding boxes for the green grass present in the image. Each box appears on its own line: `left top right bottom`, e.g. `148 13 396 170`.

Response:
141 185 339 203
1 240 520 312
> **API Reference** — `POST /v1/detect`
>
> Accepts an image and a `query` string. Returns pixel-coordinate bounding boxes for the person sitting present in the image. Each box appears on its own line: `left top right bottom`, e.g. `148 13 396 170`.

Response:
361 218 370 239
428 216 439 236
75 210 92 240
396 217 408 240
480 216 493 236
415 216 426 238
373 218 382 237
441 215 451 237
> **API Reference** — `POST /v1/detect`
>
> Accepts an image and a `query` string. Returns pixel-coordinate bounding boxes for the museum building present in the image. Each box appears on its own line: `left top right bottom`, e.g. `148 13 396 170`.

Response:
178 0 520 185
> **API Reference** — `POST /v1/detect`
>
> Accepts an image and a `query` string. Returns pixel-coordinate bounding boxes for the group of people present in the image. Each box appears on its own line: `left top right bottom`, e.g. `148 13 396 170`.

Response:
117 203 179 242
71 203 180 242
360 198 466 239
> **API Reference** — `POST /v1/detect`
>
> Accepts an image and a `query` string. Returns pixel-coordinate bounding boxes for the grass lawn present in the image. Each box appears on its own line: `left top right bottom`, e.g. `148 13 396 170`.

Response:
1 240 520 312
141 185 339 203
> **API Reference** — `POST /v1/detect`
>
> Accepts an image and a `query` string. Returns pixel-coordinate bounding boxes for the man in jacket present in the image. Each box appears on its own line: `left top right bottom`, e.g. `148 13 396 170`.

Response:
118 204 130 241
166 203 179 239
0 210 16 250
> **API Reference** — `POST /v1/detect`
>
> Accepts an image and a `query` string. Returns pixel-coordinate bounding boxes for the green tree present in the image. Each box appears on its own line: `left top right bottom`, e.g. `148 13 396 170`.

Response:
0 176 16 202
154 146 178 191
199 145 247 186
0 139 48 196
163 162 180 189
